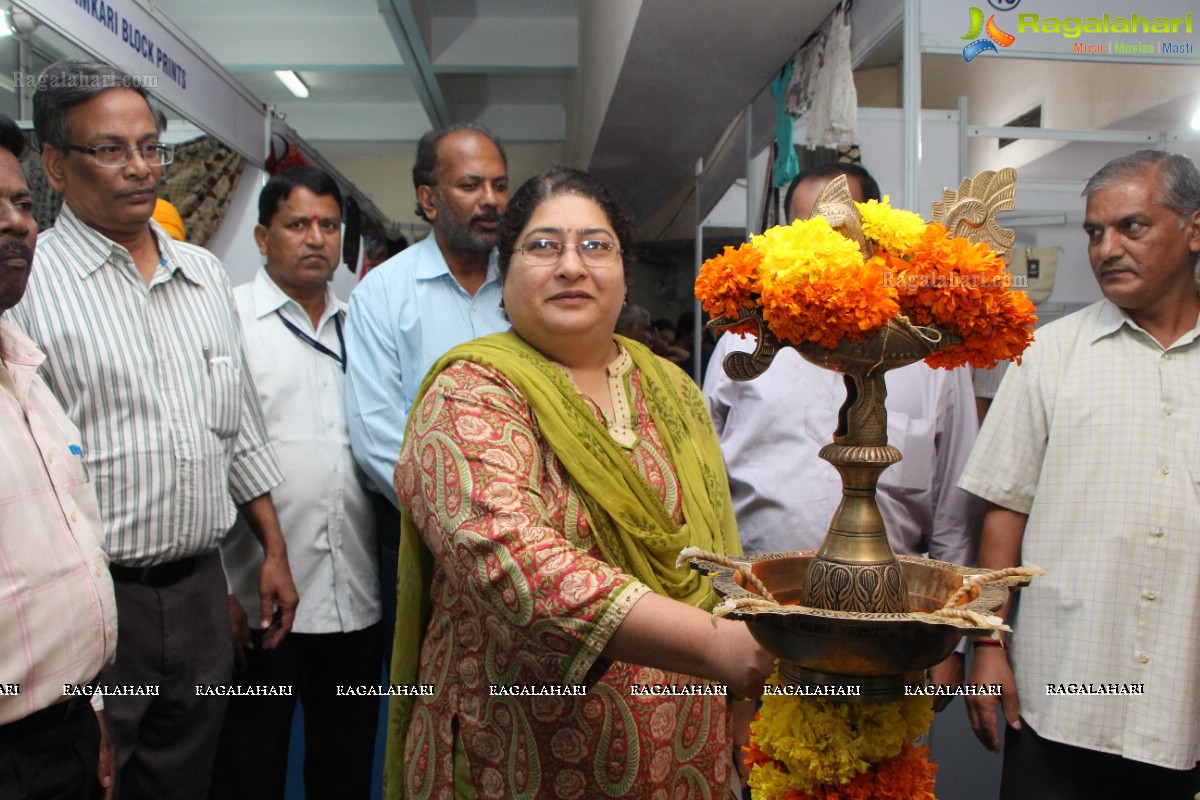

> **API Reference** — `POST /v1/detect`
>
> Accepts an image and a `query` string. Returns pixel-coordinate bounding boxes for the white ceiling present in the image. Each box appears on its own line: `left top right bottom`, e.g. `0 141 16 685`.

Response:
13 0 1200 236
143 0 840 231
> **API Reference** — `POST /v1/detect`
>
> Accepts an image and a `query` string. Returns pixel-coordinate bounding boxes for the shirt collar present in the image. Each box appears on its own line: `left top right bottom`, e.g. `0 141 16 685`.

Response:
52 203 205 285
1091 298 1200 349
251 267 345 329
412 234 500 285
0 318 45 368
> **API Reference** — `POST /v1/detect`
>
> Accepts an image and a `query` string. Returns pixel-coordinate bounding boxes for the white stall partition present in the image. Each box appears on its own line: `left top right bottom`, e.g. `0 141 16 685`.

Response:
11 0 267 162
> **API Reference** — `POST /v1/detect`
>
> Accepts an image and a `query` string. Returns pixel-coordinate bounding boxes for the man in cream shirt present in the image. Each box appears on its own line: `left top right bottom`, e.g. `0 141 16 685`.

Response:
214 167 380 800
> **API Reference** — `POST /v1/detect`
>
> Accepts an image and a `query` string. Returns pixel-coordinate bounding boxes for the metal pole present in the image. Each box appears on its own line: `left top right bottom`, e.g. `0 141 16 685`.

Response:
693 156 704 384
903 0 922 212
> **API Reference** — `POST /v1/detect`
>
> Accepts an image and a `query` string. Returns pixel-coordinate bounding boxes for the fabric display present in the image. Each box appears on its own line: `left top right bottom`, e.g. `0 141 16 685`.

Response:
158 136 246 247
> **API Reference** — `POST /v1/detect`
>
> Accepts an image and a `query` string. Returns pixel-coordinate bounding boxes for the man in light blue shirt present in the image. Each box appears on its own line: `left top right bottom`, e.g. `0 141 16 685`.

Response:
344 123 509 662
345 123 509 506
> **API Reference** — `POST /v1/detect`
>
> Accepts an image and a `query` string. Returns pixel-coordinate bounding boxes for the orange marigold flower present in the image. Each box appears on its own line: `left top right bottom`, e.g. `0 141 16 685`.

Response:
696 242 763 321
760 267 898 348
778 744 937 800
891 223 1037 369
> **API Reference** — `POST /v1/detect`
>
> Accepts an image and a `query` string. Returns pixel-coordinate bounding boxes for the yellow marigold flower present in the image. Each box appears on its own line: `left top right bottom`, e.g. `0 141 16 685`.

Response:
752 217 863 285
747 671 934 793
856 196 927 256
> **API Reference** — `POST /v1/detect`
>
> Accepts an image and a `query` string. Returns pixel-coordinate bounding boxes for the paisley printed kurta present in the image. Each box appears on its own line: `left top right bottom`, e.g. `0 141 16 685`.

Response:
395 352 732 799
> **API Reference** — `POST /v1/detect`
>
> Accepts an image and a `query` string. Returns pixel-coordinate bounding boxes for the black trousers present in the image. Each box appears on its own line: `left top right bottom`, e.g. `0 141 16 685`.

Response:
0 699 101 800
376 498 402 676
103 551 232 800
1002 718 1200 800
209 623 383 800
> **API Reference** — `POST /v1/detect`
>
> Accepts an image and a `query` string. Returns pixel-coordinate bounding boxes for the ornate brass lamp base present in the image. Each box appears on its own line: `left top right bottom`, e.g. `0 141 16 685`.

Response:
690 552 1029 702
798 318 953 615
802 429 908 614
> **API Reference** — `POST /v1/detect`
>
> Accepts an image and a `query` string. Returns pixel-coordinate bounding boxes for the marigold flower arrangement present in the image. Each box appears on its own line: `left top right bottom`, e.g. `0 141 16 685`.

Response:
743 672 937 800
694 196 1036 369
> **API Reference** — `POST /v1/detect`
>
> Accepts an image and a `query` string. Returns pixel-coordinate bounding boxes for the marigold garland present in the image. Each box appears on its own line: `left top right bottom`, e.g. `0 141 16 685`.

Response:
744 671 937 799
694 196 1037 369
747 744 937 800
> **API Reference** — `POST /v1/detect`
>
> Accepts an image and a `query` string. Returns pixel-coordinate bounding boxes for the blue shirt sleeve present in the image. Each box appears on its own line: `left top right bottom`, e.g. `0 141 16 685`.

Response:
344 276 406 508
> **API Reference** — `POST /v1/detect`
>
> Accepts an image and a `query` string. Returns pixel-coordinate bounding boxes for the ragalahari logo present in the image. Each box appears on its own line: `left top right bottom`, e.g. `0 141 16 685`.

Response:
962 7 1016 61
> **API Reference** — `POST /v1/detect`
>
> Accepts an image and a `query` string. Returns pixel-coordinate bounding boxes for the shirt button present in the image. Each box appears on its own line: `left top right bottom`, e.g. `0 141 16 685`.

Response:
181 471 190 481
173 414 182 423
1137 654 1150 664
1162 354 1172 362
47 452 55 463
1144 590 1158 600
70 512 79 523
1164 406 1173 416
1161 466 1170 475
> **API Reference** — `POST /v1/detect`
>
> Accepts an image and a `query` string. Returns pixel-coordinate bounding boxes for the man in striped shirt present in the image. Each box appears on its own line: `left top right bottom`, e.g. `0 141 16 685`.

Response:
9 60 298 800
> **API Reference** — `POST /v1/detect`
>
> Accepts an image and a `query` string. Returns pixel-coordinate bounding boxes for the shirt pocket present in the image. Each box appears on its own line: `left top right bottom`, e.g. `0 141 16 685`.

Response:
879 410 934 493
205 356 242 439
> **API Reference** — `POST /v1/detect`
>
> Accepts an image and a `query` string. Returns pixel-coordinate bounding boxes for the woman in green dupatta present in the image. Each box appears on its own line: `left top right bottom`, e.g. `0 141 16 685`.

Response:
385 167 773 799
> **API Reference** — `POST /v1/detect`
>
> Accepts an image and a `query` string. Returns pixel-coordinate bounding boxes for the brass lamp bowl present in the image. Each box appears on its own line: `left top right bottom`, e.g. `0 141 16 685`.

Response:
692 551 1030 702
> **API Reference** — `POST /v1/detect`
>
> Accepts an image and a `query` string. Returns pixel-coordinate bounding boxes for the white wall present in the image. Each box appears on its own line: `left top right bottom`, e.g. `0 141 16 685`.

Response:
207 164 267 288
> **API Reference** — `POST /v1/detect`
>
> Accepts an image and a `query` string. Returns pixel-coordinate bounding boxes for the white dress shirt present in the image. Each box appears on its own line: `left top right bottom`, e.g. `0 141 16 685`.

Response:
960 301 1200 769
343 235 508 506
221 270 380 634
704 332 981 565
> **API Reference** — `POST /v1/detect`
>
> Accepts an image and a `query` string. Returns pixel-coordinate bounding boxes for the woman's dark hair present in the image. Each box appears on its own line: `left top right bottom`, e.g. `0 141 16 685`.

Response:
497 166 636 281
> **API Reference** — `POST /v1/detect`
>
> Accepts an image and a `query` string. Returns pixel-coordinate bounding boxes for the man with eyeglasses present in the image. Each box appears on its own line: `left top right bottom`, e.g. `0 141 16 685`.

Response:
344 122 509 667
9 60 298 800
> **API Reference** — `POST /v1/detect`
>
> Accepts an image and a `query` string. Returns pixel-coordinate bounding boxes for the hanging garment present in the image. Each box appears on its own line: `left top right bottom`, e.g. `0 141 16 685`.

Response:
806 10 858 149
771 62 800 190
785 32 825 117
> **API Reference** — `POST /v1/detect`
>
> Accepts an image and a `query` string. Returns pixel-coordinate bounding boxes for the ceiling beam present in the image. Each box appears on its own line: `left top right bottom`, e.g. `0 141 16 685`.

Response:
378 0 449 128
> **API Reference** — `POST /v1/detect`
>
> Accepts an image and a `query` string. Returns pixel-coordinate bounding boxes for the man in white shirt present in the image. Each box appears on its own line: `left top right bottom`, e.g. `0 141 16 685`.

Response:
212 167 381 800
960 150 1200 798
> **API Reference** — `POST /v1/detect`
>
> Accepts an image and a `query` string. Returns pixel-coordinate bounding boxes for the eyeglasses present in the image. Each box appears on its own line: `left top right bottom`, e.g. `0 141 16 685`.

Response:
515 239 623 268
62 142 176 168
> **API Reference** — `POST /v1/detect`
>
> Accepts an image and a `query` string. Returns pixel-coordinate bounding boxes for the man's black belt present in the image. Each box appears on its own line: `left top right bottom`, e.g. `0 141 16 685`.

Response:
0 695 92 743
109 555 201 587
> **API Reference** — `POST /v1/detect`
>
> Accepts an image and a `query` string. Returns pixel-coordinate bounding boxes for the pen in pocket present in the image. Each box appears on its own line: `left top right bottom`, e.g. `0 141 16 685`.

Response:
69 444 89 481
203 344 212 374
